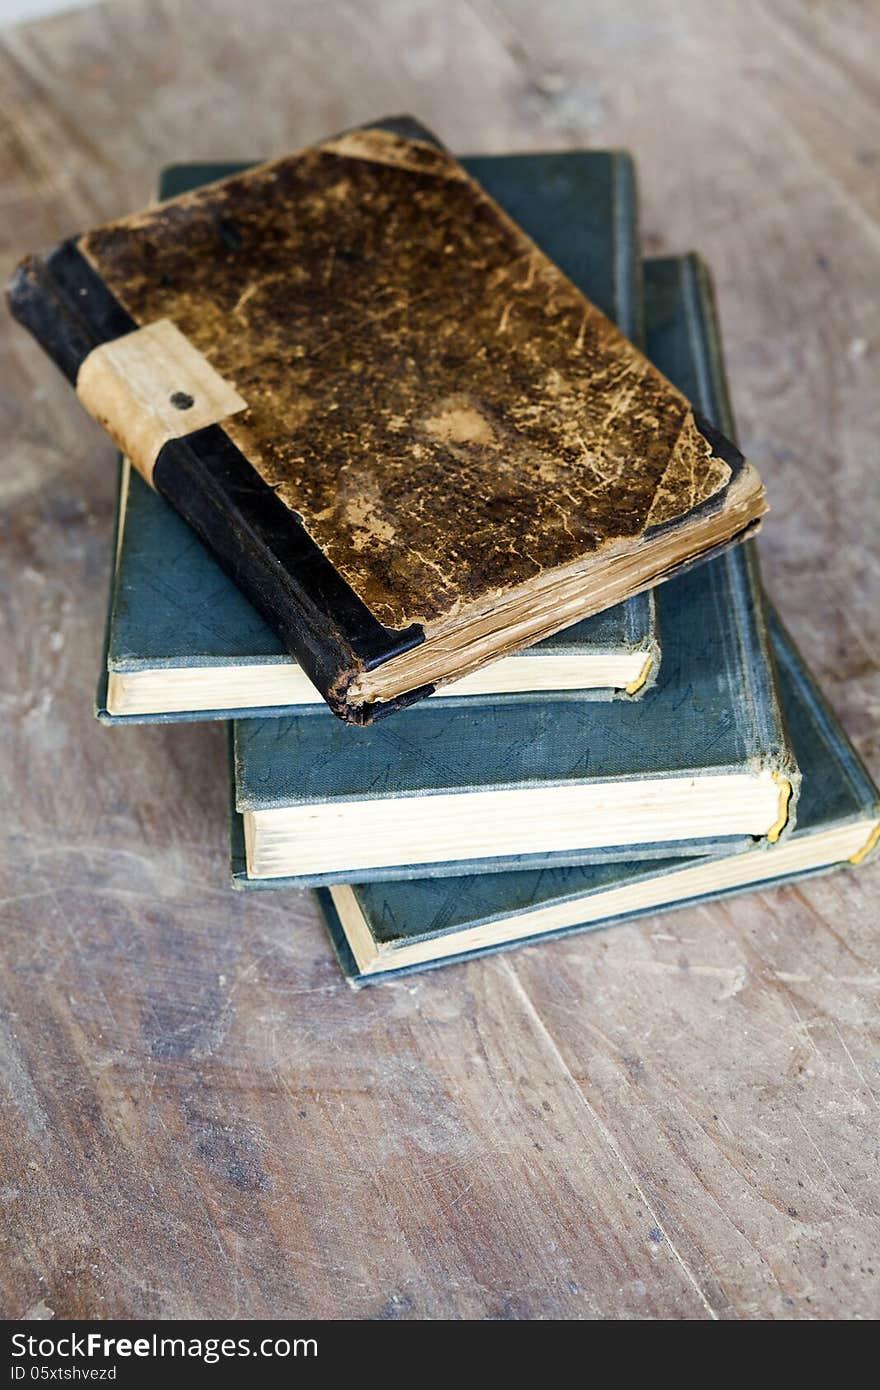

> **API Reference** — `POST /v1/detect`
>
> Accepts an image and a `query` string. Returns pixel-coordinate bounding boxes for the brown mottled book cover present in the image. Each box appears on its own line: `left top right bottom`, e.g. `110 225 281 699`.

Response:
7 117 766 724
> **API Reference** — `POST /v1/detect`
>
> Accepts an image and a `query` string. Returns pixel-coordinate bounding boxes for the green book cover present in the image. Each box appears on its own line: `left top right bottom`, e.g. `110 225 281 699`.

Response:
229 248 796 889
313 257 879 981
231 532 794 887
96 152 657 724
319 606 880 982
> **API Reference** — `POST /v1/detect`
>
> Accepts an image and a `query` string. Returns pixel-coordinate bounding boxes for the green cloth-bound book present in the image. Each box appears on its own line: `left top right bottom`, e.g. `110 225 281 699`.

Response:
230 533 795 886
318 606 880 982
313 257 880 982
95 152 658 724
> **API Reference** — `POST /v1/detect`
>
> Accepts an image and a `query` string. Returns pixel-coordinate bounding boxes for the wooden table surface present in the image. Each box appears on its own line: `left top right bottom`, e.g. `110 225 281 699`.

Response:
2 0 879 1321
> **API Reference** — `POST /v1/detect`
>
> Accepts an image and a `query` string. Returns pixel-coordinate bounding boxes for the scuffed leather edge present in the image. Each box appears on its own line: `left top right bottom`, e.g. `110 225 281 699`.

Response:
152 425 425 722
643 408 752 541
7 238 136 383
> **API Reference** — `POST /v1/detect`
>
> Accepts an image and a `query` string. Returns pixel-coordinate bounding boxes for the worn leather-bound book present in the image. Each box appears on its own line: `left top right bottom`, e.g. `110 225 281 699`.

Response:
9 117 766 724
96 152 659 722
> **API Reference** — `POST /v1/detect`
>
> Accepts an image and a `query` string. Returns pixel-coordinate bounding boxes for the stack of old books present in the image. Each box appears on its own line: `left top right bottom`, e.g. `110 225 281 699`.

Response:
10 118 878 984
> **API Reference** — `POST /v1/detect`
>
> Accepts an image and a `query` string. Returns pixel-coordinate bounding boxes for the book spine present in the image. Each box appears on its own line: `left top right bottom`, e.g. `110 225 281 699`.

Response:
313 888 365 987
612 151 643 349
768 607 880 858
94 455 128 723
7 238 137 384
151 427 427 722
612 151 659 696
678 253 800 833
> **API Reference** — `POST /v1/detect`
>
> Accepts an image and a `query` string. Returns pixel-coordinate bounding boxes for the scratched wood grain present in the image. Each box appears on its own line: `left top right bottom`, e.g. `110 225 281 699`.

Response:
1 0 878 1321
